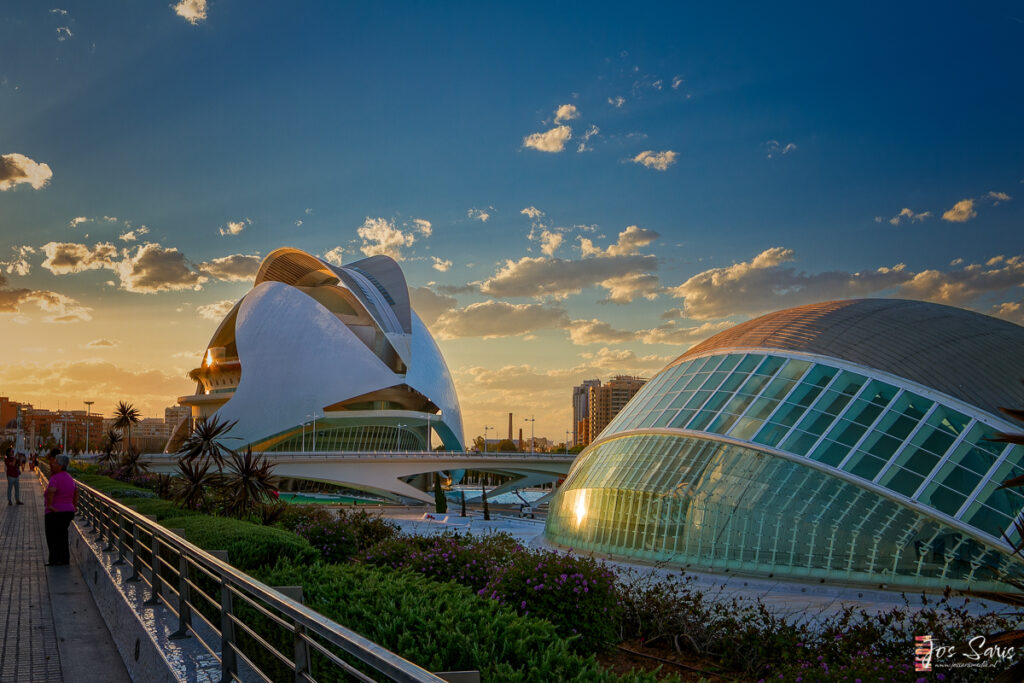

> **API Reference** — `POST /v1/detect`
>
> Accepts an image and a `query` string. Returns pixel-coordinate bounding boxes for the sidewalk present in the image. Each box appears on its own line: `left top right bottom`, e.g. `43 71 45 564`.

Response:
0 470 131 682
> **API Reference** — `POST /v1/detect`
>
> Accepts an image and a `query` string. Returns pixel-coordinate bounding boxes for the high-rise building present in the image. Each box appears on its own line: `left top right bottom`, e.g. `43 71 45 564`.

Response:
572 380 601 446
165 405 190 431
587 376 647 445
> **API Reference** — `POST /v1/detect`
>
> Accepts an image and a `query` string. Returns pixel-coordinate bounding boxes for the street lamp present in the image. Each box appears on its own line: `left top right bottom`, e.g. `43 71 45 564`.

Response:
425 412 432 452
84 401 94 455
565 429 570 455
482 425 493 453
524 416 535 455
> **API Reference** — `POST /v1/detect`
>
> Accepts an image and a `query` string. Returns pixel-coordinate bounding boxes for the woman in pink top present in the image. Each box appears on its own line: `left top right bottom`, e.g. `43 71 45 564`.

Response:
44 450 78 566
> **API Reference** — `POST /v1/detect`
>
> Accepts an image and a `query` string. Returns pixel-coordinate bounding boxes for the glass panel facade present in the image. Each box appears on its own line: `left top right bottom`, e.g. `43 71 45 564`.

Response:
267 423 425 452
547 434 1024 590
588 351 1024 547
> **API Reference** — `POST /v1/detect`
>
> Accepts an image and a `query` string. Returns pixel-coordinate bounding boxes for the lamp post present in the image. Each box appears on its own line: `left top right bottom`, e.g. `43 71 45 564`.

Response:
482 425 493 453
394 424 407 451
565 429 570 455
524 416 535 455
312 411 318 452
84 401 94 455
425 412 432 452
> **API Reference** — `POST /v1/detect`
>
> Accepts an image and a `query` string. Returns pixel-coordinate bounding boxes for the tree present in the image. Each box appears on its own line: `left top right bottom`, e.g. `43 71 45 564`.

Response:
481 479 490 521
222 447 277 518
98 429 123 469
176 415 238 472
496 439 518 452
112 401 141 452
433 472 447 514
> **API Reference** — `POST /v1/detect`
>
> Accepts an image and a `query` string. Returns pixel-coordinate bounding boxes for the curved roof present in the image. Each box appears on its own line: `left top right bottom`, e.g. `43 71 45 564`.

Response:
676 298 1024 418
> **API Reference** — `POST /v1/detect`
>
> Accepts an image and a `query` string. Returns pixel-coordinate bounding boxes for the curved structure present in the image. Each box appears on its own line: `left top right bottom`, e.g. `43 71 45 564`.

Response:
179 248 464 461
547 299 1024 591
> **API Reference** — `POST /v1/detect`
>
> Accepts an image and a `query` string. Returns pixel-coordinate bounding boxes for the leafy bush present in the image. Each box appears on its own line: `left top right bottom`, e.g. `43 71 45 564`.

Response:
292 518 358 563
277 503 335 532
160 515 317 571
254 561 675 683
337 507 400 549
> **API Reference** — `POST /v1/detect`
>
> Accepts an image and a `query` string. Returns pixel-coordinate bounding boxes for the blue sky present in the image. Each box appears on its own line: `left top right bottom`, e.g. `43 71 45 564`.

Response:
1 1 1022 441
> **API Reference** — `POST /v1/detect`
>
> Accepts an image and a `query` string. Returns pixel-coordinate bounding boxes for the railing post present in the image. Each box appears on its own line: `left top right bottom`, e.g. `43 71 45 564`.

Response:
170 552 192 639
113 511 127 565
220 578 238 683
144 534 162 606
276 586 310 683
128 519 143 582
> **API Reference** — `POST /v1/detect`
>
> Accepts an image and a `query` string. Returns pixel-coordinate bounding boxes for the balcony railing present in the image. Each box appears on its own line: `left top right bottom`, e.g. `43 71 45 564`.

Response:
75 481 444 683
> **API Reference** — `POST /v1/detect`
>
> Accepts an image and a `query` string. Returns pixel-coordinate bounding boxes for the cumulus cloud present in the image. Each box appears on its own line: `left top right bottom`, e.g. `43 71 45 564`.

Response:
117 243 206 293
41 242 118 274
197 299 236 321
670 247 1024 319
554 104 580 123
568 319 636 345
0 274 91 323
119 226 150 242
83 339 118 348
1 246 35 276
357 217 416 260
218 218 251 237
631 150 677 171
764 140 797 159
433 300 569 339
408 286 457 326
521 206 544 220
412 218 432 236
480 253 658 301
942 199 976 223
580 347 674 371
579 225 660 257
991 301 1024 325
173 0 207 24
608 96 626 108
69 216 87 228
323 247 344 266
467 208 491 222
50 8 68 14
431 256 453 272
671 75 684 89
577 125 599 152
197 253 260 281
56 26 72 41
636 320 734 345
876 208 932 226
538 230 563 256
523 126 572 153
600 273 661 303
986 191 1012 204
0 153 53 190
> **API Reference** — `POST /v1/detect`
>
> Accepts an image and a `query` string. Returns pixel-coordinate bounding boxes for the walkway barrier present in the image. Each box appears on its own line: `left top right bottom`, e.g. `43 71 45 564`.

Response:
75 481 445 683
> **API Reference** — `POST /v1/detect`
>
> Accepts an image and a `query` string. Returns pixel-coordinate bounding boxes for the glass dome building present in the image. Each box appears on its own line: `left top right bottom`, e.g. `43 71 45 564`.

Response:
547 299 1024 591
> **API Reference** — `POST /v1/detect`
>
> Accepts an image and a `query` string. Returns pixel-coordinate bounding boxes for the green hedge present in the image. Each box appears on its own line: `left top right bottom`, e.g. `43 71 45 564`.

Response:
254 562 677 683
161 515 317 571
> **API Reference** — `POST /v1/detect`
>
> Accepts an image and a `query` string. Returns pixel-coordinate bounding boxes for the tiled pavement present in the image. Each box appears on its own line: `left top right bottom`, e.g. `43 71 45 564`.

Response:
0 471 131 682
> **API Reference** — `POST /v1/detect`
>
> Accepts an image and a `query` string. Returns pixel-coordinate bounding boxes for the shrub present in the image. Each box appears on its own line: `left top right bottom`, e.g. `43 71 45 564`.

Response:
254 561 675 683
277 503 335 532
336 507 399 550
292 518 358 563
160 515 317 571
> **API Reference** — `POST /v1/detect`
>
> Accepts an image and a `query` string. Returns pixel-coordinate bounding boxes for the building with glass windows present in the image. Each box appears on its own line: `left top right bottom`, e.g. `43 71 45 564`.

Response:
546 299 1024 591
178 248 464 453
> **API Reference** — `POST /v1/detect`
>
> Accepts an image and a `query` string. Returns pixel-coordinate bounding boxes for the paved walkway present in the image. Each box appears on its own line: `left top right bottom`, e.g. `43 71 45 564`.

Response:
0 471 131 682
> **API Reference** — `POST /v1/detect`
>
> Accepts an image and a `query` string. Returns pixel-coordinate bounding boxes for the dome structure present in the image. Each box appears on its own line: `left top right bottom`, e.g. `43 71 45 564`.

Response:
178 248 464 453
546 299 1024 591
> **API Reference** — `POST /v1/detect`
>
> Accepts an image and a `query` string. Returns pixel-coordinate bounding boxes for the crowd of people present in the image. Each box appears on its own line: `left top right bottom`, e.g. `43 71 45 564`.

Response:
2 446 78 566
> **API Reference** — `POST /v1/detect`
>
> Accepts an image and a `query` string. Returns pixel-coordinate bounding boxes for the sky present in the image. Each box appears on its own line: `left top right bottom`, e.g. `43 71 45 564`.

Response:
1 1 1022 444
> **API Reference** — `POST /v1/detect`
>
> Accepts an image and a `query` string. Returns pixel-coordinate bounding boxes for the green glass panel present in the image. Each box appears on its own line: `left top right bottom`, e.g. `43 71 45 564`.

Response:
880 467 925 497
844 451 887 479
810 440 851 466
717 354 743 373
966 504 1013 539
780 429 821 456
727 415 764 441
754 355 787 376
918 483 969 516
734 354 764 374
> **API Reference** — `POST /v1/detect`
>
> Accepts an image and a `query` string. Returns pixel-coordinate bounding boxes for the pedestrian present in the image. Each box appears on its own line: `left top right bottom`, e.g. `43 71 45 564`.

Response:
5 448 23 506
44 449 78 566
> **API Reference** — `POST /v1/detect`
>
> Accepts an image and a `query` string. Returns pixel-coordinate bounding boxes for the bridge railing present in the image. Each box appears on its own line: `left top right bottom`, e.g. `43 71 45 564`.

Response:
75 481 444 683
143 450 576 461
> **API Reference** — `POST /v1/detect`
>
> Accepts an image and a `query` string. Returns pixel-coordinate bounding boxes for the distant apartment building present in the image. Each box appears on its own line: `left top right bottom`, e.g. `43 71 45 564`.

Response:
572 379 601 446
165 405 191 430
587 376 647 445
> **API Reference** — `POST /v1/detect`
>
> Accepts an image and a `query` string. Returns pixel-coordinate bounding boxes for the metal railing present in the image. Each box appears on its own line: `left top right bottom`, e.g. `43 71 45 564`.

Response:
73 481 444 683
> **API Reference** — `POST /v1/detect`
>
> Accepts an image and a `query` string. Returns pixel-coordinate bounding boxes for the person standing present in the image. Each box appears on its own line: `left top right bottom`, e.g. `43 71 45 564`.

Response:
5 447 23 506
44 450 78 566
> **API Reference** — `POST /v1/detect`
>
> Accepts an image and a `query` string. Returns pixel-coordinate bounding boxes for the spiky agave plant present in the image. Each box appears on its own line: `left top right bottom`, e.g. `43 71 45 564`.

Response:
172 457 218 511
222 447 277 518
97 429 123 469
117 446 149 479
176 415 239 472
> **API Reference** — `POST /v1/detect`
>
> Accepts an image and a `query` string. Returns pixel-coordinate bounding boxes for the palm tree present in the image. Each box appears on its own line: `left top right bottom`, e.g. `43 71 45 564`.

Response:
98 429 123 469
222 447 277 517
117 446 149 479
112 401 141 452
172 458 218 511
176 415 238 472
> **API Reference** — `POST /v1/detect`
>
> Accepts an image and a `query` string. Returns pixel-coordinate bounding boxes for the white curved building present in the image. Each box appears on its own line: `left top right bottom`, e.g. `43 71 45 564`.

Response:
546 299 1024 591
179 248 464 454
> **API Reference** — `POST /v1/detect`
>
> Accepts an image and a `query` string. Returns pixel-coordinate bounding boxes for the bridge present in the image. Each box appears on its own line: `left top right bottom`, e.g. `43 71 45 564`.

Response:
142 451 577 504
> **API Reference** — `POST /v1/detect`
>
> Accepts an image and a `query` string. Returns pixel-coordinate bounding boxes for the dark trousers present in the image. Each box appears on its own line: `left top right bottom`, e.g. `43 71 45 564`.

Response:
45 511 75 564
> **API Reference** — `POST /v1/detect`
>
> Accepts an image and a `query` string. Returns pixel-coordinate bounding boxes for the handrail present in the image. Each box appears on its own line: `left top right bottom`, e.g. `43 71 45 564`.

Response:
72 479 444 683
141 451 575 461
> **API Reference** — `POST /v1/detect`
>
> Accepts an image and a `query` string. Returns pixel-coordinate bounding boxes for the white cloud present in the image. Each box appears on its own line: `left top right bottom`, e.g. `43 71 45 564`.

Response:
41 242 118 274
942 198 976 222
431 256 453 272
608 96 626 108
0 273 91 323
991 301 1024 325
480 253 658 302
0 153 53 190
577 125 599 153
83 338 118 348
433 300 569 339
520 206 544 220
408 286 457 326
1 246 35 276
357 217 415 260
568 319 636 345
671 75 684 89
218 218 251 237
294 219 303 227
197 253 260 281
986 191 1012 204
539 230 563 256
579 347 674 371
880 208 932 226
898 255 1024 305
119 226 150 242
467 208 491 222
173 0 207 24
50 8 68 15
412 218 432 236
69 216 87 228
523 126 572 153
579 225 660 257
323 247 344 266
636 320 733 345
600 273 661 303
117 243 206 293
631 150 677 171
56 26 73 41
764 140 797 159
197 300 236 321
554 104 580 124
